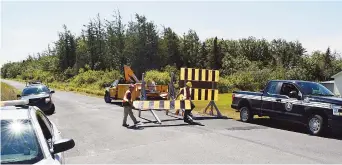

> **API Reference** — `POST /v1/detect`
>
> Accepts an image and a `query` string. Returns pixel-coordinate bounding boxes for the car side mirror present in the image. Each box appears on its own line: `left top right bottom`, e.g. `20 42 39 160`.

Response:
50 90 55 94
289 91 298 99
52 139 75 154
17 94 21 98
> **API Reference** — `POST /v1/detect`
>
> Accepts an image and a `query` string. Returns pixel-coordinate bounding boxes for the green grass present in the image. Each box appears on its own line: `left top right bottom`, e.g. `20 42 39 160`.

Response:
8 78 104 98
6 78 257 120
192 93 268 120
192 93 241 120
1 82 20 101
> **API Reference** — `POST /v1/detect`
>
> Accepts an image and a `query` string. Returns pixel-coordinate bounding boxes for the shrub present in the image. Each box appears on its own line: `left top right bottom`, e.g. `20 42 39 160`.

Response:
162 65 179 81
217 77 234 93
70 69 121 89
144 70 170 85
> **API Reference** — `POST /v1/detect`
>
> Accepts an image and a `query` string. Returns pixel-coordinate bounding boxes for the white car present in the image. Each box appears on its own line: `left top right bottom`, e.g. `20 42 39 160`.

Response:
1 100 75 164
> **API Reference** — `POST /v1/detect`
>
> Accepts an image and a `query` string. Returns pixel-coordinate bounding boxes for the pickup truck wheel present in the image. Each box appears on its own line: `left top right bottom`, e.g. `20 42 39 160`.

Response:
307 114 324 136
240 106 253 122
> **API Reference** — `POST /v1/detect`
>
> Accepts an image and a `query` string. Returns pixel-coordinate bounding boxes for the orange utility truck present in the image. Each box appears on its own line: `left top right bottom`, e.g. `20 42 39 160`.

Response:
104 65 169 103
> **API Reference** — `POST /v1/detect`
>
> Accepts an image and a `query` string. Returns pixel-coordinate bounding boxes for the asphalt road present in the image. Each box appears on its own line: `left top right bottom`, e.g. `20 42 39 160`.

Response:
3 79 342 164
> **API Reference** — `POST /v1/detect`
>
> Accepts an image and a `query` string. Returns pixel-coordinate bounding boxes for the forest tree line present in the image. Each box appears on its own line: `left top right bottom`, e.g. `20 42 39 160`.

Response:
1 10 342 92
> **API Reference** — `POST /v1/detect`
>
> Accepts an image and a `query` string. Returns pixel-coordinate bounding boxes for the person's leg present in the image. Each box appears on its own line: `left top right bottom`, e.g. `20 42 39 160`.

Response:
123 106 129 126
184 110 190 122
128 106 139 124
189 101 195 116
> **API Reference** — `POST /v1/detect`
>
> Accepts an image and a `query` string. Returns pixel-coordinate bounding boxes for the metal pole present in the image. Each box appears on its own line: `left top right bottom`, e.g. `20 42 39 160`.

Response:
139 73 146 118
141 73 146 100
211 71 214 115
150 109 162 124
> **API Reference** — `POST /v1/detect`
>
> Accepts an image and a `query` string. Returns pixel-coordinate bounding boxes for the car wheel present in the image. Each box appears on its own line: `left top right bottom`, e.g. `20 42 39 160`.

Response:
104 92 111 103
240 106 253 122
47 104 55 115
307 114 324 136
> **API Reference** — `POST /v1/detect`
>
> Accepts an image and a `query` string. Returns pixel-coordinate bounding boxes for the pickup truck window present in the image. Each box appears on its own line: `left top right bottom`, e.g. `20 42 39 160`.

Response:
280 83 299 97
297 82 334 96
265 81 278 94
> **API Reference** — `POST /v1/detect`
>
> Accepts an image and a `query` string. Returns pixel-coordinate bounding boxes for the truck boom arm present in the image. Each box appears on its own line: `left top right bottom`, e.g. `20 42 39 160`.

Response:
124 65 140 83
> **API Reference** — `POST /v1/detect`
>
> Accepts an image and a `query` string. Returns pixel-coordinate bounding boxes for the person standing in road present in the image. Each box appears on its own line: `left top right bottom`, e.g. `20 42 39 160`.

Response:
122 84 140 127
176 81 195 124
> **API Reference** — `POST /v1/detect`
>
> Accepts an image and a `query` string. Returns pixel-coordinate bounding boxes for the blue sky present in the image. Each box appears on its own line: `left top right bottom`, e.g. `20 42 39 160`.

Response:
1 1 342 67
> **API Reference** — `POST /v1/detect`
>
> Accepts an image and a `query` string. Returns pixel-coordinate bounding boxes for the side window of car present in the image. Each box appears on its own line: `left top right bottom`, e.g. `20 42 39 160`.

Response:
265 81 278 95
279 83 298 97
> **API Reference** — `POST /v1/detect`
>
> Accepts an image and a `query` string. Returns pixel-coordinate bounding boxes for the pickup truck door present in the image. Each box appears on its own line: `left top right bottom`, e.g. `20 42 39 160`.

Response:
273 82 304 121
260 81 281 116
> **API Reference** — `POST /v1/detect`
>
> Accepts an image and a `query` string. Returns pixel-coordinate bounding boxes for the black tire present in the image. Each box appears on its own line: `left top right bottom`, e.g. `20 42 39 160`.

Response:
47 104 55 115
104 92 111 103
307 114 325 136
240 106 253 122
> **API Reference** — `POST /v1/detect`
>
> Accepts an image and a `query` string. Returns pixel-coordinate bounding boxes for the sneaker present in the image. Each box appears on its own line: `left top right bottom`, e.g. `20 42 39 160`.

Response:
122 123 129 127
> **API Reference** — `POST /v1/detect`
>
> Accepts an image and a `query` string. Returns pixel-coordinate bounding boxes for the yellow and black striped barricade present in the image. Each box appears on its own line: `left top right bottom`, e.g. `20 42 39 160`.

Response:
178 67 223 117
133 100 192 110
188 88 219 101
180 68 220 83
133 100 192 124
179 67 219 89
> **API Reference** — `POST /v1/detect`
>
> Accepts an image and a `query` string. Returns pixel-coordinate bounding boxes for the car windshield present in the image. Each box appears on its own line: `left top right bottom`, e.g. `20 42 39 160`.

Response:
297 82 335 96
22 86 49 96
1 119 44 164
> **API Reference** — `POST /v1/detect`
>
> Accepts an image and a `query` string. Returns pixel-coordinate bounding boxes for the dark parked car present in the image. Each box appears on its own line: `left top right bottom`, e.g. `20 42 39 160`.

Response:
231 80 342 136
17 84 55 115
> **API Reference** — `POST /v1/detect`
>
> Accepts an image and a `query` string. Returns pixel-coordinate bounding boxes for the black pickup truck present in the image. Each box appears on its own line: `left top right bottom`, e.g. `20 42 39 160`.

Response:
231 80 342 136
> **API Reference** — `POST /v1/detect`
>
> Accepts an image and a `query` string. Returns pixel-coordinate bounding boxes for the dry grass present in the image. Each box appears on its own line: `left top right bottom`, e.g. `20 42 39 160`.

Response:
1 82 20 101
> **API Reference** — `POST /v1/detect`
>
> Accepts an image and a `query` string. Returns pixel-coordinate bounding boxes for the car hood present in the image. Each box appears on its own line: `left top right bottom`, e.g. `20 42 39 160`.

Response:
21 93 50 100
307 95 342 106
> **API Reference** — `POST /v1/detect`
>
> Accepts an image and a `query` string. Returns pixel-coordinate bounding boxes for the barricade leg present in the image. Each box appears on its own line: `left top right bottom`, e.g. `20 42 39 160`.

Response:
150 109 162 124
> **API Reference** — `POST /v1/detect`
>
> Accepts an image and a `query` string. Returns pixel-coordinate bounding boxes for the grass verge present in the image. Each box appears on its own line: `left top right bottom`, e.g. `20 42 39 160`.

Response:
192 93 241 120
9 78 104 98
7 78 256 120
1 82 20 101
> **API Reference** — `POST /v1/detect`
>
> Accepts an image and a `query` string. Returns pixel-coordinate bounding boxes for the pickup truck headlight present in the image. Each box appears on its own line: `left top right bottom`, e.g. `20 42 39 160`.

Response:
45 98 51 103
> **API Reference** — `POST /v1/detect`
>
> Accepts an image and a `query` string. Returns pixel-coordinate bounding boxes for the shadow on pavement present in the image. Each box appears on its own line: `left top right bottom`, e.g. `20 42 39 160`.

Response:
110 102 123 106
139 117 182 124
139 123 191 128
192 116 232 120
136 116 205 128
125 122 192 130
243 118 342 140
